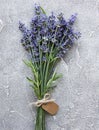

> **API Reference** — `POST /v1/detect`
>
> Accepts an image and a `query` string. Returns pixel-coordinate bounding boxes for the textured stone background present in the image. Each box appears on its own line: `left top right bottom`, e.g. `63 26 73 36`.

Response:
0 0 99 130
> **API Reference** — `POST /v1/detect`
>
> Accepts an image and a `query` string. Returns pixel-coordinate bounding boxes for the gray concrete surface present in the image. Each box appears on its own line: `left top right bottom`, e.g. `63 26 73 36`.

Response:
0 0 99 130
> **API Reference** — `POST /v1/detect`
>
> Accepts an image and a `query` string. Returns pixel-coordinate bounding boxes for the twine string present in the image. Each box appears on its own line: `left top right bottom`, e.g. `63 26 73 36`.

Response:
29 93 55 107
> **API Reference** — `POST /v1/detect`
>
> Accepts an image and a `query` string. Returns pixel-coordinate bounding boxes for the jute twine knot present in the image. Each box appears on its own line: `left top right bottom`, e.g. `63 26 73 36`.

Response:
29 93 55 107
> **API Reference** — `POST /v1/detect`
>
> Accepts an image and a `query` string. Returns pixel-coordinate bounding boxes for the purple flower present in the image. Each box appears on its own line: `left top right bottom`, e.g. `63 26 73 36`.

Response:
68 13 77 25
35 5 41 15
19 5 81 61
19 21 26 32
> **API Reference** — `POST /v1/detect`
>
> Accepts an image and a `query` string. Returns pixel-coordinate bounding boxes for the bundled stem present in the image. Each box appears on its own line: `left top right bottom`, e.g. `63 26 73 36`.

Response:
35 107 45 130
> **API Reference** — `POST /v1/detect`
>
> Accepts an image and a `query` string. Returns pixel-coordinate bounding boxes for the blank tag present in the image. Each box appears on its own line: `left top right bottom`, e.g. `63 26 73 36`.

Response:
42 102 59 115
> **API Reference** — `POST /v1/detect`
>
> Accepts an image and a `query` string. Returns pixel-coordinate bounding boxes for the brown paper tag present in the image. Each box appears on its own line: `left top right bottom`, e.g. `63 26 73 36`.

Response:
42 102 59 115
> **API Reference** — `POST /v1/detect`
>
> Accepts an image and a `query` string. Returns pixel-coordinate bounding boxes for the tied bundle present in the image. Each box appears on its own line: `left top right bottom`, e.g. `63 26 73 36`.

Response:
19 5 81 130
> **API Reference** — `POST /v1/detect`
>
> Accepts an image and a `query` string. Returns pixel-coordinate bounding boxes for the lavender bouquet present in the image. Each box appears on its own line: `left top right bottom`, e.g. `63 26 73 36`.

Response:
19 5 80 130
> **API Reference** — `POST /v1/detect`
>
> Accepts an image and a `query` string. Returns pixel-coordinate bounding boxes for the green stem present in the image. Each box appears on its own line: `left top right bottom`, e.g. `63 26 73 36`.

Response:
42 61 47 90
44 43 54 89
35 107 45 130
